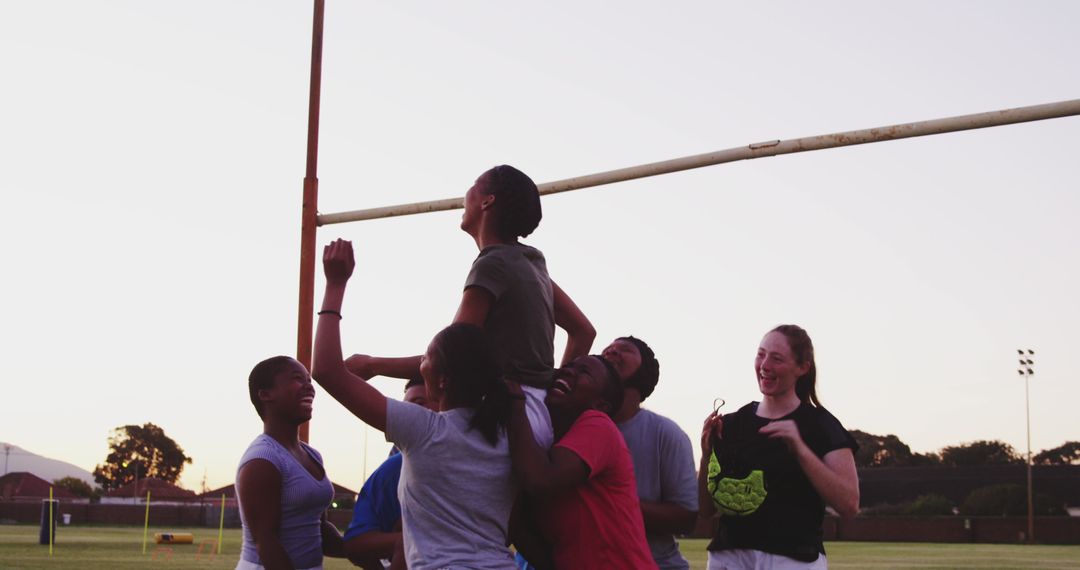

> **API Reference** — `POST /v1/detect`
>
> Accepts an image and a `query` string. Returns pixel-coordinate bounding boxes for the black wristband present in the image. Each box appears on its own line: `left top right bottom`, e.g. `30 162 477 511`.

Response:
317 309 342 319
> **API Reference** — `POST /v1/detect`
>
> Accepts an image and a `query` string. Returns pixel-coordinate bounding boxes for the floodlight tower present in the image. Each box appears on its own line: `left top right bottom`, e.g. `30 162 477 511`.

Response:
1016 349 1035 543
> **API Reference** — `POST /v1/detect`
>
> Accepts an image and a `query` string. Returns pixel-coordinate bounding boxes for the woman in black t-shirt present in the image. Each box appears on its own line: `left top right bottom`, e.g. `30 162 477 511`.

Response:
698 325 859 569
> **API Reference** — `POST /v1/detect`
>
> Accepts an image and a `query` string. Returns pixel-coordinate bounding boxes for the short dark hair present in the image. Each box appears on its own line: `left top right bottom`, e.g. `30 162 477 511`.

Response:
483 165 542 239
404 375 424 392
248 356 297 419
617 336 660 401
593 356 625 419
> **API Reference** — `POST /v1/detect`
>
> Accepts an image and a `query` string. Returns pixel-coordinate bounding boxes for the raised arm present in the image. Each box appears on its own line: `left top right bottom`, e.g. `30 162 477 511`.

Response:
505 383 590 495
311 239 387 432
237 460 294 570
552 281 595 365
759 420 860 518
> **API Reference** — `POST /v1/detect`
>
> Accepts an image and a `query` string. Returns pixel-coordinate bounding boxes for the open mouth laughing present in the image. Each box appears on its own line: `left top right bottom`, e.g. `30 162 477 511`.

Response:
550 378 572 396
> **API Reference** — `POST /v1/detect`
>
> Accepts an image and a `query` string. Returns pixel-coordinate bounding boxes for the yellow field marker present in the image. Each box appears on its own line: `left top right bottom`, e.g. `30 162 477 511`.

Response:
142 491 151 554
218 493 226 554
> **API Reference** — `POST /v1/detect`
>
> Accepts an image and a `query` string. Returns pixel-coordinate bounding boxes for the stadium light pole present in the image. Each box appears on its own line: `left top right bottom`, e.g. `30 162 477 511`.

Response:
1016 349 1035 543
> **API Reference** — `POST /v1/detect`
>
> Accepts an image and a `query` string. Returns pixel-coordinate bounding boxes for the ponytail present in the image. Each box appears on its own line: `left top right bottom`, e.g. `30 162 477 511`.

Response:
430 323 508 447
794 361 821 408
772 324 823 408
470 376 512 446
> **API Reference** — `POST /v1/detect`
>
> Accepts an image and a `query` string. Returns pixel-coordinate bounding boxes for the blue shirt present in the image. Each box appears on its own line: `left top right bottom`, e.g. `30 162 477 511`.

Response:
343 452 403 541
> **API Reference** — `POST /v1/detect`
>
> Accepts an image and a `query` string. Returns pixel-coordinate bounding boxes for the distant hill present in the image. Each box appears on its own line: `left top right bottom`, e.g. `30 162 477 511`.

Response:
1 442 95 486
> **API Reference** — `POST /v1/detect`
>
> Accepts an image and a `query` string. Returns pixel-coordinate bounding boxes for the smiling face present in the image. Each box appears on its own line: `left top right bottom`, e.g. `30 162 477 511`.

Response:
601 339 642 382
754 331 809 398
546 356 613 415
419 339 446 405
262 358 316 424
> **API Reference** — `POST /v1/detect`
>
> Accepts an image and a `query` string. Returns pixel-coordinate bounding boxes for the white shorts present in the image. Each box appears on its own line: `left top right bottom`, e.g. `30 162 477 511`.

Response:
708 549 826 570
236 559 322 570
521 385 554 449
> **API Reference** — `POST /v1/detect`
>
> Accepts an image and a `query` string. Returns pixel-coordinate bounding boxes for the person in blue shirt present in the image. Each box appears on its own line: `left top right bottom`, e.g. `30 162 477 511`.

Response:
343 377 436 569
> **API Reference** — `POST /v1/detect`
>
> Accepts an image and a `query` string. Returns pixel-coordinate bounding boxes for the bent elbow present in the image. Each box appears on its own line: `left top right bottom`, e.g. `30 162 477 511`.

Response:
560 310 595 339
835 497 860 519
582 321 597 341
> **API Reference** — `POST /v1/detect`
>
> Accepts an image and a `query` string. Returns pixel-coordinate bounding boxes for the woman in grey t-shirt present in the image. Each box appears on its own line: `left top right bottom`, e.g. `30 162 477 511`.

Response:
313 239 519 570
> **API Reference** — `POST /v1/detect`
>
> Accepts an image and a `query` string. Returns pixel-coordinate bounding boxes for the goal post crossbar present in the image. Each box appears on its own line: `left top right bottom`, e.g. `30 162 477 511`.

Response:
316 98 1080 226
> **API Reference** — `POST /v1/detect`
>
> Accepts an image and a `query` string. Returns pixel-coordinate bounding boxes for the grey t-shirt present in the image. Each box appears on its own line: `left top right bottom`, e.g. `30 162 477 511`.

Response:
464 243 555 389
618 409 699 570
385 398 517 570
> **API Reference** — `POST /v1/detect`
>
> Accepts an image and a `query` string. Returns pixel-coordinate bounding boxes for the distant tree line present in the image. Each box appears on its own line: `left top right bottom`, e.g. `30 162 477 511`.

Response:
852 430 1078 517
850 430 1080 468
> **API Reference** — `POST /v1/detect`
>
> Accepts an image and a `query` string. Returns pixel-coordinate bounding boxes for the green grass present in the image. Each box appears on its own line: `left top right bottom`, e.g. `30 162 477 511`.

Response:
1 525 1078 569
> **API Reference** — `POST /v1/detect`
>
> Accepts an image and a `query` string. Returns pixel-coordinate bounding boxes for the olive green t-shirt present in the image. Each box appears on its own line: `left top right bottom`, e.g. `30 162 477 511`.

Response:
464 243 555 389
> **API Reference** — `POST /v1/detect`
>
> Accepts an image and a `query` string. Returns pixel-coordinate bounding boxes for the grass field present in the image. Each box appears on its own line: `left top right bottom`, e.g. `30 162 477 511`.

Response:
1 525 1078 569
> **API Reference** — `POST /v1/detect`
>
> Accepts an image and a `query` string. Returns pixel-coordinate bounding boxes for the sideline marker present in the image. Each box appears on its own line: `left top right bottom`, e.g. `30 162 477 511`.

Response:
142 491 151 554
218 493 226 554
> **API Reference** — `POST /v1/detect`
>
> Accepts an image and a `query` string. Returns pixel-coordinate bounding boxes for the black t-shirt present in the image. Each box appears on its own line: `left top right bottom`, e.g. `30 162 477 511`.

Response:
707 401 857 562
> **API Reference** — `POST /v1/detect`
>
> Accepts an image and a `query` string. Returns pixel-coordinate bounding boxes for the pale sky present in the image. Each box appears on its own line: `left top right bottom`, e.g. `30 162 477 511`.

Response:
2 1 1078 492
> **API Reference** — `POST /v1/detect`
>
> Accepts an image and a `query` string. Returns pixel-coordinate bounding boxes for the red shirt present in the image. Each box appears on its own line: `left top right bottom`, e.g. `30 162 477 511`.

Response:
540 410 657 569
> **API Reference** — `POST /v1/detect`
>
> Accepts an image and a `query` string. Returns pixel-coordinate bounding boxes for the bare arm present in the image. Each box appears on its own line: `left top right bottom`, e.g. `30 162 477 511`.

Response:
552 281 595 365
505 385 591 495
388 534 406 570
237 460 294 570
454 286 494 327
759 420 860 518
641 423 699 535
344 531 399 569
311 240 388 432
339 284 493 384
697 411 722 520
509 495 554 570
640 501 697 536
320 513 344 558
345 355 422 381
796 446 859 518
